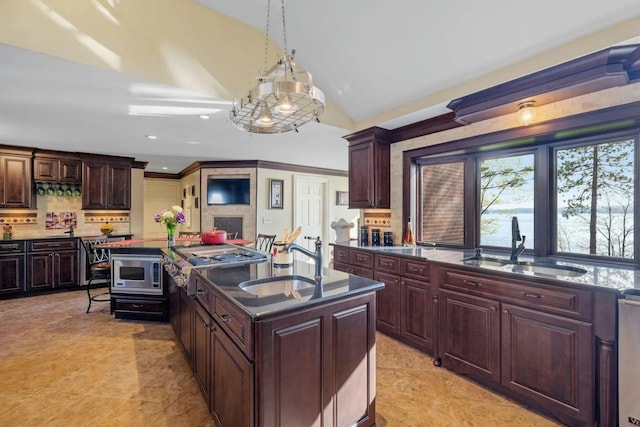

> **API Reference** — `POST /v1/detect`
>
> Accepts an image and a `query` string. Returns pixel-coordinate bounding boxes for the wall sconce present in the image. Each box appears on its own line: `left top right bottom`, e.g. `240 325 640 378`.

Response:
516 100 536 125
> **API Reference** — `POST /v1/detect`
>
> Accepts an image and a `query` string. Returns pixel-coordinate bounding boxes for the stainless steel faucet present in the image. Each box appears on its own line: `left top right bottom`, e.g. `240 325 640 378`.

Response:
283 236 323 281
510 216 526 261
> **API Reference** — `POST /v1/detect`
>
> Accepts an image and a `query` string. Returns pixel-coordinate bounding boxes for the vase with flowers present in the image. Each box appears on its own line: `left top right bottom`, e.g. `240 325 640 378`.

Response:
154 205 186 246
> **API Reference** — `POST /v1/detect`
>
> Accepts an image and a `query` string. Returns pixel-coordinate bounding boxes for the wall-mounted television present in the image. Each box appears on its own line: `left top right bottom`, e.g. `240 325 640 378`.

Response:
207 177 250 205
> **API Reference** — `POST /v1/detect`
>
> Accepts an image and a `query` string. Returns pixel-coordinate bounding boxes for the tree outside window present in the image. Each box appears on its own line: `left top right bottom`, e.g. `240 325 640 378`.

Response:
556 139 635 258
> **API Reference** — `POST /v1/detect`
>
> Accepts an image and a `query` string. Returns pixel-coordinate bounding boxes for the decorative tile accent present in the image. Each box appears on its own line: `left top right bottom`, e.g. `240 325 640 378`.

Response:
84 212 130 223
363 212 392 226
0 212 38 225
45 212 77 230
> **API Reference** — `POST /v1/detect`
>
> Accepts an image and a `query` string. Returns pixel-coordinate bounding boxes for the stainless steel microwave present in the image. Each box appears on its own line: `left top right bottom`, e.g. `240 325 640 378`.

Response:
111 254 163 295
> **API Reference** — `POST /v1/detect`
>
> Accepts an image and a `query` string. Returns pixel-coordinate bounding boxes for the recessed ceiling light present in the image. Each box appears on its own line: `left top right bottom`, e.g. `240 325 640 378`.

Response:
161 167 168 170
146 135 157 140
186 141 202 145
198 114 210 120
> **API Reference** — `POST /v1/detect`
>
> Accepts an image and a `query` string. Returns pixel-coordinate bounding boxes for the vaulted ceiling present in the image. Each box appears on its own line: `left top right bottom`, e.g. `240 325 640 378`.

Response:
0 0 639 172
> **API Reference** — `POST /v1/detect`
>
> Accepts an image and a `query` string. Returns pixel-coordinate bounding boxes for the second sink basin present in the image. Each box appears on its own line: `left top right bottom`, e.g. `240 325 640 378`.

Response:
239 275 317 298
511 262 587 278
461 255 512 268
461 255 588 278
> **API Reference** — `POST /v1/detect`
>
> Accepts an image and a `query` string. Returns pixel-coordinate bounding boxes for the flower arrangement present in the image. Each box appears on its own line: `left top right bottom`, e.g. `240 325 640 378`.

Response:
154 205 186 226
154 205 185 246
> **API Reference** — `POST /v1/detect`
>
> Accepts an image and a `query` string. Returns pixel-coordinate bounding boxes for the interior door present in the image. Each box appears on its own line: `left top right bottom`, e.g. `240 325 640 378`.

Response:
294 176 327 263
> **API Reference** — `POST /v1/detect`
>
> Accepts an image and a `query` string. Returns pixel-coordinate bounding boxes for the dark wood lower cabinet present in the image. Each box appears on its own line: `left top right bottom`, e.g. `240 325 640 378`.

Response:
27 250 79 290
400 277 433 352
179 287 194 362
501 304 594 425
211 324 253 427
374 271 401 336
193 302 211 402
0 253 25 295
330 245 618 427
439 289 501 382
175 270 378 427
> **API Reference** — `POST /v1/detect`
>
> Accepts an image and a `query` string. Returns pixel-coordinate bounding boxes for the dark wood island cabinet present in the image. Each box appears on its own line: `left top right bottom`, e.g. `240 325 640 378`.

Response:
166 249 383 427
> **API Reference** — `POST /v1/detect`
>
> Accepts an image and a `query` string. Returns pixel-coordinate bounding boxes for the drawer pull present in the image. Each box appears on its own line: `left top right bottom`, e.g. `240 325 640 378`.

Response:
132 304 144 308
463 280 479 287
196 289 205 296
524 292 542 299
220 314 231 323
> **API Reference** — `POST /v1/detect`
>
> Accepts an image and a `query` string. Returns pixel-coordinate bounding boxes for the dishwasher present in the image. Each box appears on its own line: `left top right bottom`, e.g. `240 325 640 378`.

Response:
619 289 640 426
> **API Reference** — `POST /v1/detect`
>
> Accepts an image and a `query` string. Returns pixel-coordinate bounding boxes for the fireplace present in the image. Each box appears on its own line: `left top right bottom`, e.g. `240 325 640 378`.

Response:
213 216 243 239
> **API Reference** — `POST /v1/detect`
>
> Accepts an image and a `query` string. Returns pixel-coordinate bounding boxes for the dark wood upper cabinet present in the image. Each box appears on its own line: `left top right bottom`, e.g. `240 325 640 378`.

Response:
344 127 391 209
33 153 81 184
0 148 34 208
82 155 132 210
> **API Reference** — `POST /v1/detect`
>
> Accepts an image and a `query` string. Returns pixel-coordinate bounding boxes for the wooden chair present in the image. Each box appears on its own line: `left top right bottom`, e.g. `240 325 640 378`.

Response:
178 231 201 238
255 234 276 253
81 238 111 313
227 232 239 239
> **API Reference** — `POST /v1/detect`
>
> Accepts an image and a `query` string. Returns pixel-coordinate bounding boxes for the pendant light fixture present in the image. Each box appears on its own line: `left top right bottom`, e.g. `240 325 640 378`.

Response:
230 0 326 133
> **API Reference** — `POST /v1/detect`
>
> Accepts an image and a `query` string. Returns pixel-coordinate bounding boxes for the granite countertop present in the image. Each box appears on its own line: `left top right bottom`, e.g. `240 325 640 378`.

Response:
333 242 640 291
190 260 384 319
3 234 132 242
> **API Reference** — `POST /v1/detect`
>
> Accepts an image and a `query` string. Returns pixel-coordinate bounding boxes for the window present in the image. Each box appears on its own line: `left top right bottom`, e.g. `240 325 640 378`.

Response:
555 138 635 258
412 129 638 264
480 154 534 248
419 161 465 245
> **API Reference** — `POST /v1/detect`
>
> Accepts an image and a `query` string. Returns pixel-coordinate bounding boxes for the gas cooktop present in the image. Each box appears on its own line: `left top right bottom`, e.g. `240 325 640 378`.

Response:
176 245 269 267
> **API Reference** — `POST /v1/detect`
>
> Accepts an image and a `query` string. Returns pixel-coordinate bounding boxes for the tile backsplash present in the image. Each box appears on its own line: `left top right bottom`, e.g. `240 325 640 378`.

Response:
0 194 130 239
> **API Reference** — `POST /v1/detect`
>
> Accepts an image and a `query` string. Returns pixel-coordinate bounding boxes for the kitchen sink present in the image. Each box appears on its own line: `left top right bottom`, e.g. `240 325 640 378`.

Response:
461 256 588 278
239 275 317 299
461 255 512 268
511 262 587 277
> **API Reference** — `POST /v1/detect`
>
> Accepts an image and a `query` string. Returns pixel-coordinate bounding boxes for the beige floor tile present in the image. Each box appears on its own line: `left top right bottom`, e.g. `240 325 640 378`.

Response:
0 290 562 426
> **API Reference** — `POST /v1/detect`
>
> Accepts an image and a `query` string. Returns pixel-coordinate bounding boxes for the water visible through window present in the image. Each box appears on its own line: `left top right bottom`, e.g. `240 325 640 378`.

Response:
480 154 535 248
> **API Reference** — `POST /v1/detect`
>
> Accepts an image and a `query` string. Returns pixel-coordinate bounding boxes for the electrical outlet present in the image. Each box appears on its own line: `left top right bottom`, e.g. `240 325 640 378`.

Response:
263 217 272 224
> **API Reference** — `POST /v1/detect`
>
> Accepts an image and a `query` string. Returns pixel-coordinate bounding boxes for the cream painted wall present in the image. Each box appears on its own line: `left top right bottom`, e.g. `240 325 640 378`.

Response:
179 170 201 233
129 168 144 239
143 178 181 239
255 168 356 243
388 82 640 240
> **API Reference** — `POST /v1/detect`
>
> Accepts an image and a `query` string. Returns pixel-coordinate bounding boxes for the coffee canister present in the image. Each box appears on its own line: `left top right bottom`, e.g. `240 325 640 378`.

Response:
383 232 393 246
371 229 381 246
359 226 369 246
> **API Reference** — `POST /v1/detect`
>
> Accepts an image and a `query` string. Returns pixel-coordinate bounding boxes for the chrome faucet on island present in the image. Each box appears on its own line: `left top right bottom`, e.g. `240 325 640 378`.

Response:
510 216 526 261
282 236 324 281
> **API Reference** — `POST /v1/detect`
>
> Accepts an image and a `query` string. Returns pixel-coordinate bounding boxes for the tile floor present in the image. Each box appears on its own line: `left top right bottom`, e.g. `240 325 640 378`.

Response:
0 290 560 426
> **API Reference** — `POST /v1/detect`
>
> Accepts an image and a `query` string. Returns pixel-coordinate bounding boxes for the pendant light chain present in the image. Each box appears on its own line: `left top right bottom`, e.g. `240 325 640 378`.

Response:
262 0 271 76
280 0 288 56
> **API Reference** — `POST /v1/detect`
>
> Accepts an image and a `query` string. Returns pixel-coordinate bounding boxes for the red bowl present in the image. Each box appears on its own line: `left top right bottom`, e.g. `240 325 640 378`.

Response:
201 229 227 245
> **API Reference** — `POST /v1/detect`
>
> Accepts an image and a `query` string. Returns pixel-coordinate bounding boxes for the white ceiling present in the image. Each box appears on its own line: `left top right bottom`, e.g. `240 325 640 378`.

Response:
1 0 640 173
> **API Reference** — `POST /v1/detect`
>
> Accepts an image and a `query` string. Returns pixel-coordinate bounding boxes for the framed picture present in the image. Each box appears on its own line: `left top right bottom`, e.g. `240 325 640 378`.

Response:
336 191 349 206
270 179 284 209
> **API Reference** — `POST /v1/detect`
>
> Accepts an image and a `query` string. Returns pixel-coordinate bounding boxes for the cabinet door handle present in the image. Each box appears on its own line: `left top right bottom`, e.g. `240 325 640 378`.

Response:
463 280 479 287
523 292 541 299
502 309 509 315
196 289 205 296
220 314 231 323
490 306 497 312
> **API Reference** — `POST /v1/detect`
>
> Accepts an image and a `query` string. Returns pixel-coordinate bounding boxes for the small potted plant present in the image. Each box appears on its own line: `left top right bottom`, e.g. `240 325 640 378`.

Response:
2 224 13 240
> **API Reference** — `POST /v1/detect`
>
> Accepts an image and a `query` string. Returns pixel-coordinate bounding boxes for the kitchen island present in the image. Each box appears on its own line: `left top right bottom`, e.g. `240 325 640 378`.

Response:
164 243 384 427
